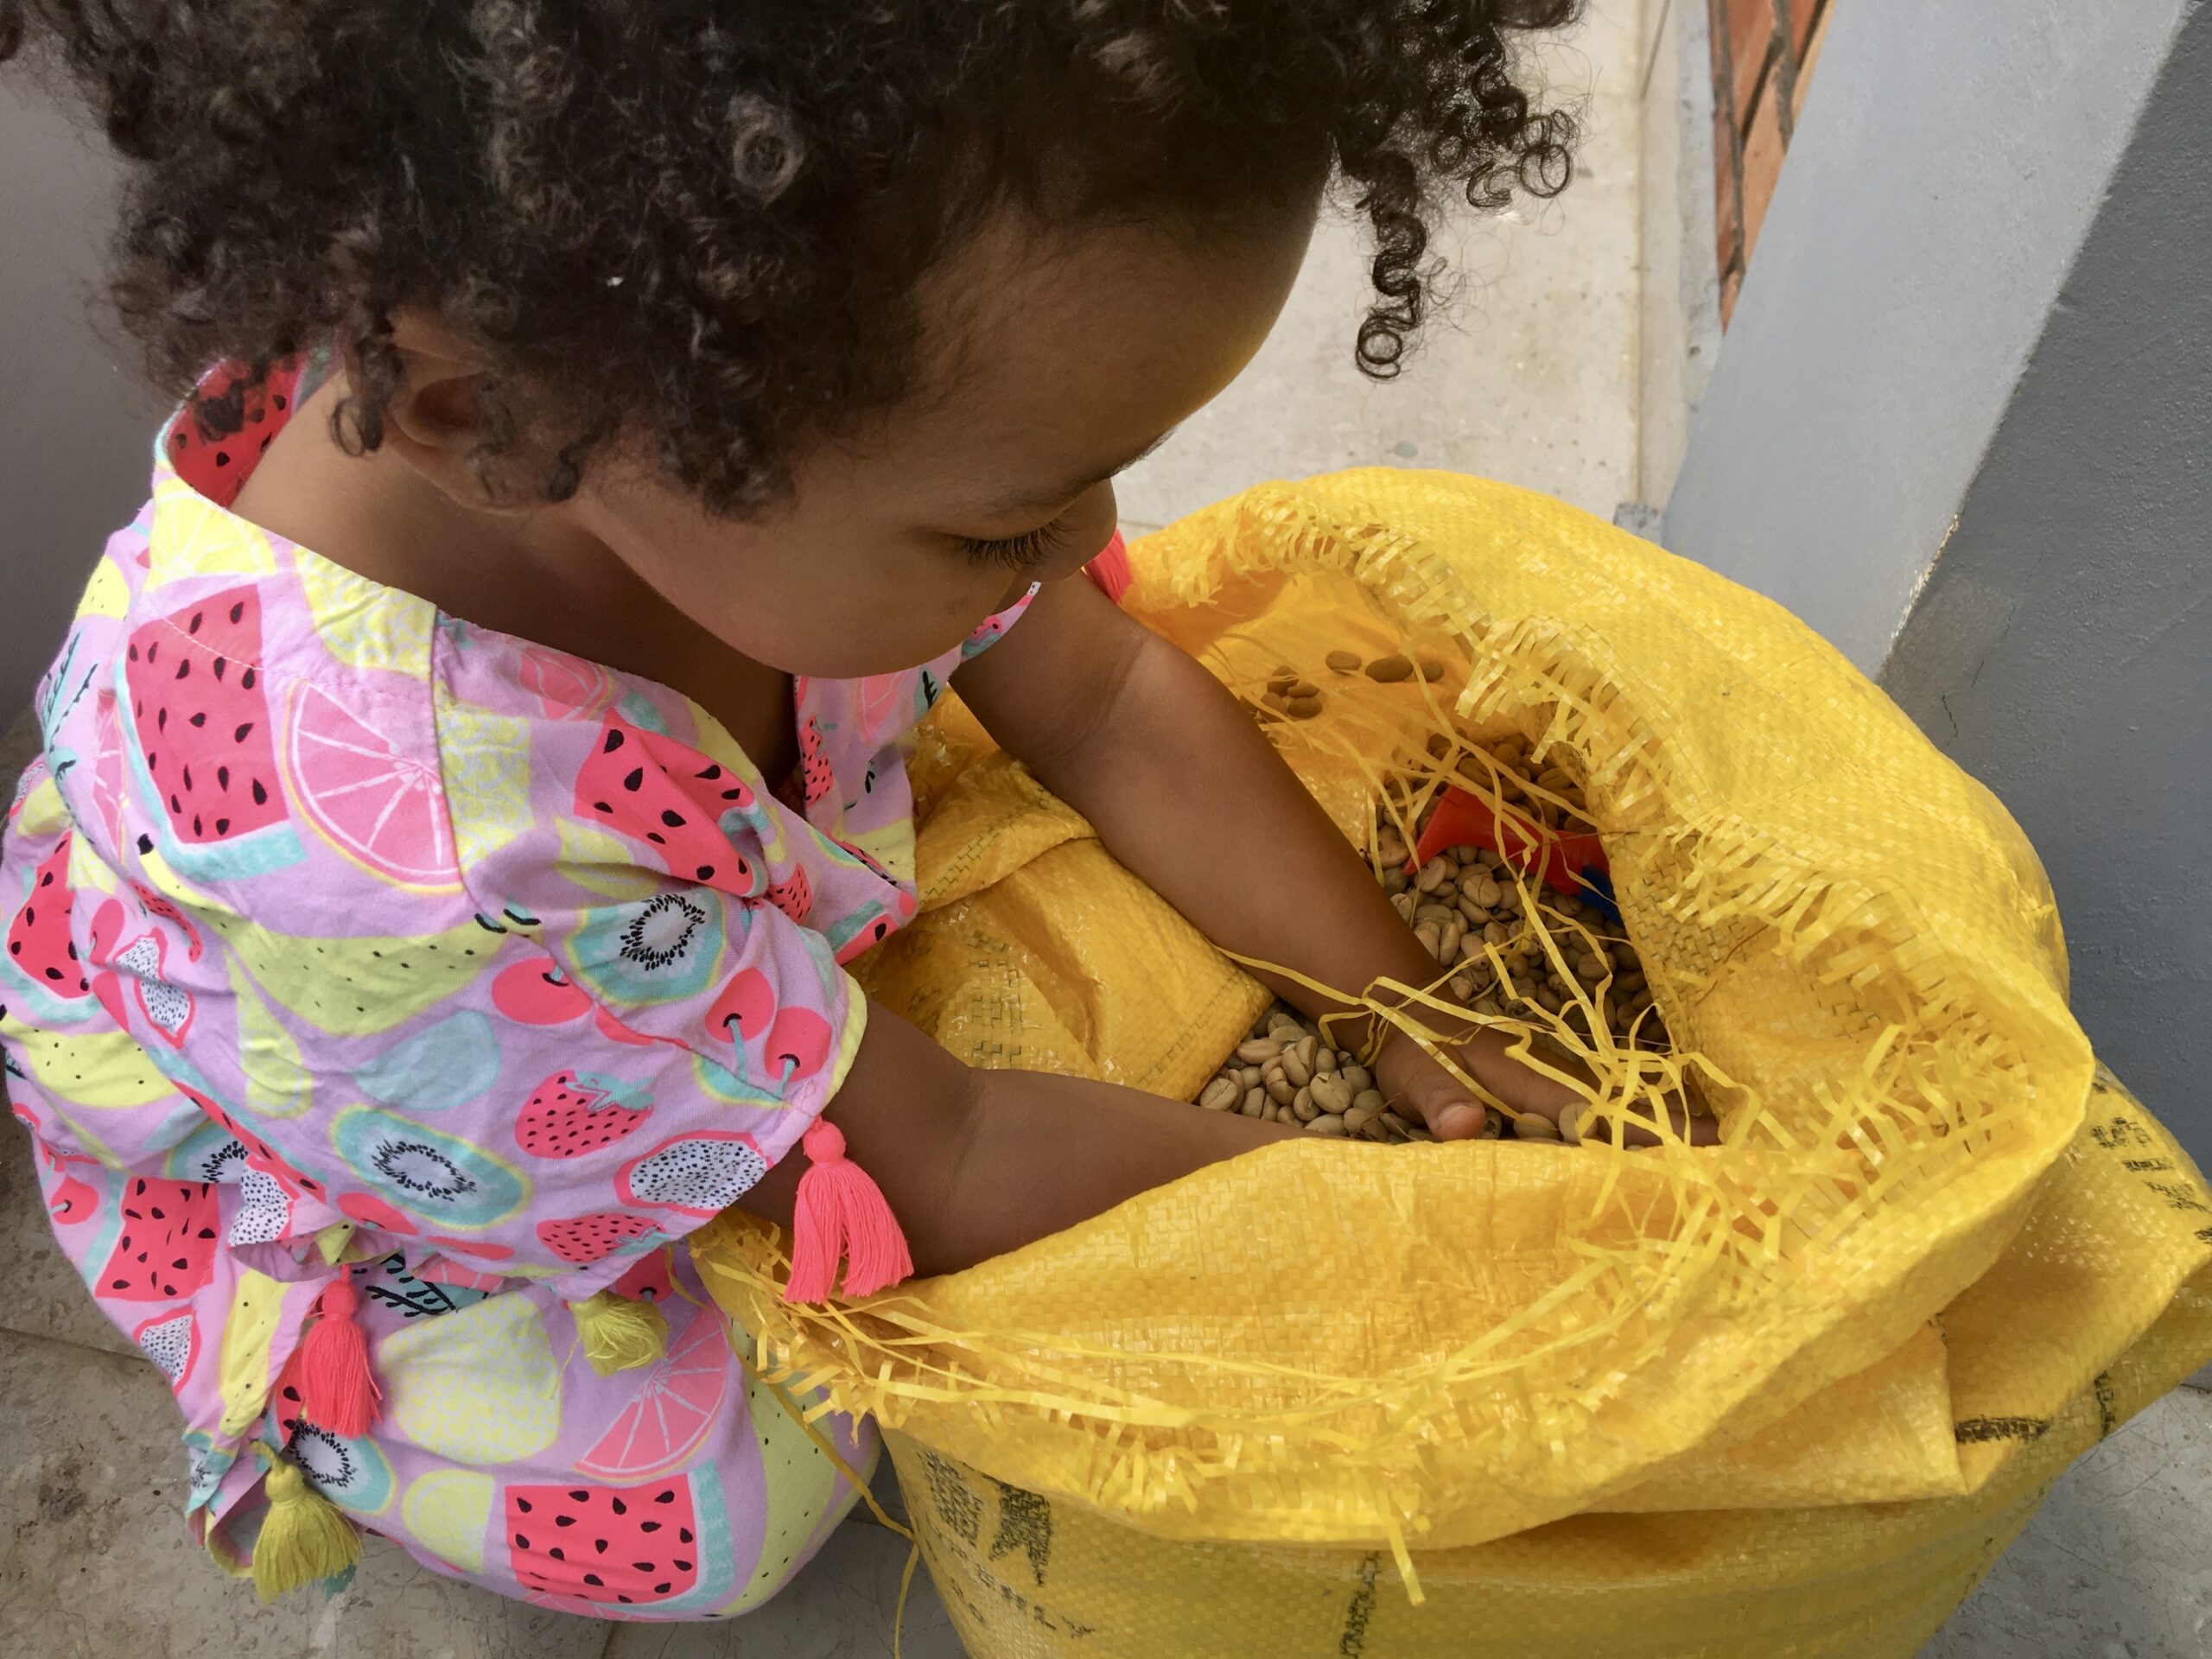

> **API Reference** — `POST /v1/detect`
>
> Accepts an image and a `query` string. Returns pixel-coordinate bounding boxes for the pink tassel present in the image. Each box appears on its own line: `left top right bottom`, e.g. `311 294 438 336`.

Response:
785 1120 913 1303
296 1276 381 1437
1082 530 1134 606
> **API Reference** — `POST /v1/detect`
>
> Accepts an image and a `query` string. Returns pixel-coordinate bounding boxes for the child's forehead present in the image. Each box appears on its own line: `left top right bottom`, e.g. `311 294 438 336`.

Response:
887 196 1320 488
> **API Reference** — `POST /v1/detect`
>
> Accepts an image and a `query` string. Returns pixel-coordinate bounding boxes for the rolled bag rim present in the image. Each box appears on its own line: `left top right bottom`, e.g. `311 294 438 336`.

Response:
697 469 2101 1551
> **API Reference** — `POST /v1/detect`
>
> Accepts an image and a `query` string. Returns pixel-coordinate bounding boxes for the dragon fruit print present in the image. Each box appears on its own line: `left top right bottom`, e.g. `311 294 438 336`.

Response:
122 586 305 881
149 1116 289 1249
134 1309 201 1392
180 1081 330 1205
226 1166 295 1246
616 1131 768 1218
92 921 196 1048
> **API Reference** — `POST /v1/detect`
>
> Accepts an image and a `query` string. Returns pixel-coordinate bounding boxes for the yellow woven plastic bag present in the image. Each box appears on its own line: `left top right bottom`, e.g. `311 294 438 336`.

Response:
693 472 2212 1656
869 1072 2212 1659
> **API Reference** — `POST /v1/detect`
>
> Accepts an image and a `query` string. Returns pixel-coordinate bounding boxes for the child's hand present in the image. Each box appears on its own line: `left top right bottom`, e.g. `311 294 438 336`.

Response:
1372 1022 1719 1147
956 578 1716 1152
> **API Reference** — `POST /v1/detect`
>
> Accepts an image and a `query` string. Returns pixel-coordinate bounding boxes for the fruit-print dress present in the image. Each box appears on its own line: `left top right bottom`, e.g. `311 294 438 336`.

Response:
0 360 1034 1617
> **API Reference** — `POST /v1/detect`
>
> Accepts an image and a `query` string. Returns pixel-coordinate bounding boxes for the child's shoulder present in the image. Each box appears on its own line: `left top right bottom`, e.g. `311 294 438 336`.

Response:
46 429 521 906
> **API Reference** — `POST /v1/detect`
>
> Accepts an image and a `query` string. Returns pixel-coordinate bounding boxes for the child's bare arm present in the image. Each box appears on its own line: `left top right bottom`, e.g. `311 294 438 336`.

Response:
953 574 1589 1137
741 1003 1292 1275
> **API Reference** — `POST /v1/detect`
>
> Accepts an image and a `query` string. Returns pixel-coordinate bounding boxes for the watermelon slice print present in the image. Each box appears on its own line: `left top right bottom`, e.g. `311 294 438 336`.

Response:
97 1178 219 1300
3 837 92 1016
576 1302 733 1480
286 679 461 889
537 1211 663 1267
504 1466 734 1613
761 866 812 924
574 717 762 896
796 715 832 807
122 587 305 881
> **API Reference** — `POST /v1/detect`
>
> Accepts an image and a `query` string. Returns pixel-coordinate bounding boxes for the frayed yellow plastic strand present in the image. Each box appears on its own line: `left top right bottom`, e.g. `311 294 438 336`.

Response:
733 1330 913 1540
893 1536 923 1659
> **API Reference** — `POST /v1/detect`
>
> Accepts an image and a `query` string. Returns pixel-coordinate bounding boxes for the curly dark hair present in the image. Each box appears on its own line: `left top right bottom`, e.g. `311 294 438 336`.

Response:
2 0 1580 512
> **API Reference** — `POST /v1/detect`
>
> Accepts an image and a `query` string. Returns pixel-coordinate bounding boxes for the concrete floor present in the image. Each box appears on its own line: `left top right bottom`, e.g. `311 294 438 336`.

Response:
5 3 2210 1655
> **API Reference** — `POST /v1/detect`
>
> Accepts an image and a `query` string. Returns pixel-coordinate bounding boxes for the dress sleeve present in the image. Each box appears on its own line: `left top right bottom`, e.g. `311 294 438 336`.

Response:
444 698 868 1294
948 581 1041 670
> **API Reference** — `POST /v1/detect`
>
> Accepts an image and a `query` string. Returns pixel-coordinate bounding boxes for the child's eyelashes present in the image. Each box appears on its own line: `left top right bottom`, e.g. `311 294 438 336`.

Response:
955 518 1067 571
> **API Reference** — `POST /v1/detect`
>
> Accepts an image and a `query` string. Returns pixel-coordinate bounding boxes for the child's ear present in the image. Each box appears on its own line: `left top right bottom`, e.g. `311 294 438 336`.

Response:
368 314 524 511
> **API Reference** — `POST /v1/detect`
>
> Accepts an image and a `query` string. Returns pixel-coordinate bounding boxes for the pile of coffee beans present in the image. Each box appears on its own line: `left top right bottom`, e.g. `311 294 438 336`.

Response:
1196 1006 1433 1143
1250 652 1447 722
1195 724 1680 1143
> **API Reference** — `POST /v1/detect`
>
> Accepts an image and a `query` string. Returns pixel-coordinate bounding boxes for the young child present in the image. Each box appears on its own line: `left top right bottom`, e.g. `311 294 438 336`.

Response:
0 0 1615 1620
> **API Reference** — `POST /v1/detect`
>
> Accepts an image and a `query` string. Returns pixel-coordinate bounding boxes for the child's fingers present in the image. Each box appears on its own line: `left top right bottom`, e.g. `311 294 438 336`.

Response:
1427 1100 1489 1141
1595 1100 1720 1148
1384 1057 1491 1139
1376 1029 1718 1148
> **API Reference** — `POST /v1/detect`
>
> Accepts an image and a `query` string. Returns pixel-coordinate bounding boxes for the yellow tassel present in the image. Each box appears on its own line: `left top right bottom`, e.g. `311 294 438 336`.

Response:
251 1449 361 1604
571 1289 669 1376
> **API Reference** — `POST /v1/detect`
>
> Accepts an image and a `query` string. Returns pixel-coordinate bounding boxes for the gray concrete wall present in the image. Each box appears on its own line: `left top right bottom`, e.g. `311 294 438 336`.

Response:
1662 0 2197 672
0 77 161 716
1658 0 2210 1154
1633 0 1721 512
1880 4 2212 1147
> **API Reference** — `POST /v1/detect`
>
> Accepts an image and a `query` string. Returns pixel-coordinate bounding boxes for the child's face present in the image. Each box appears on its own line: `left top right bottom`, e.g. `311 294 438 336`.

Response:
569 192 1321 678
